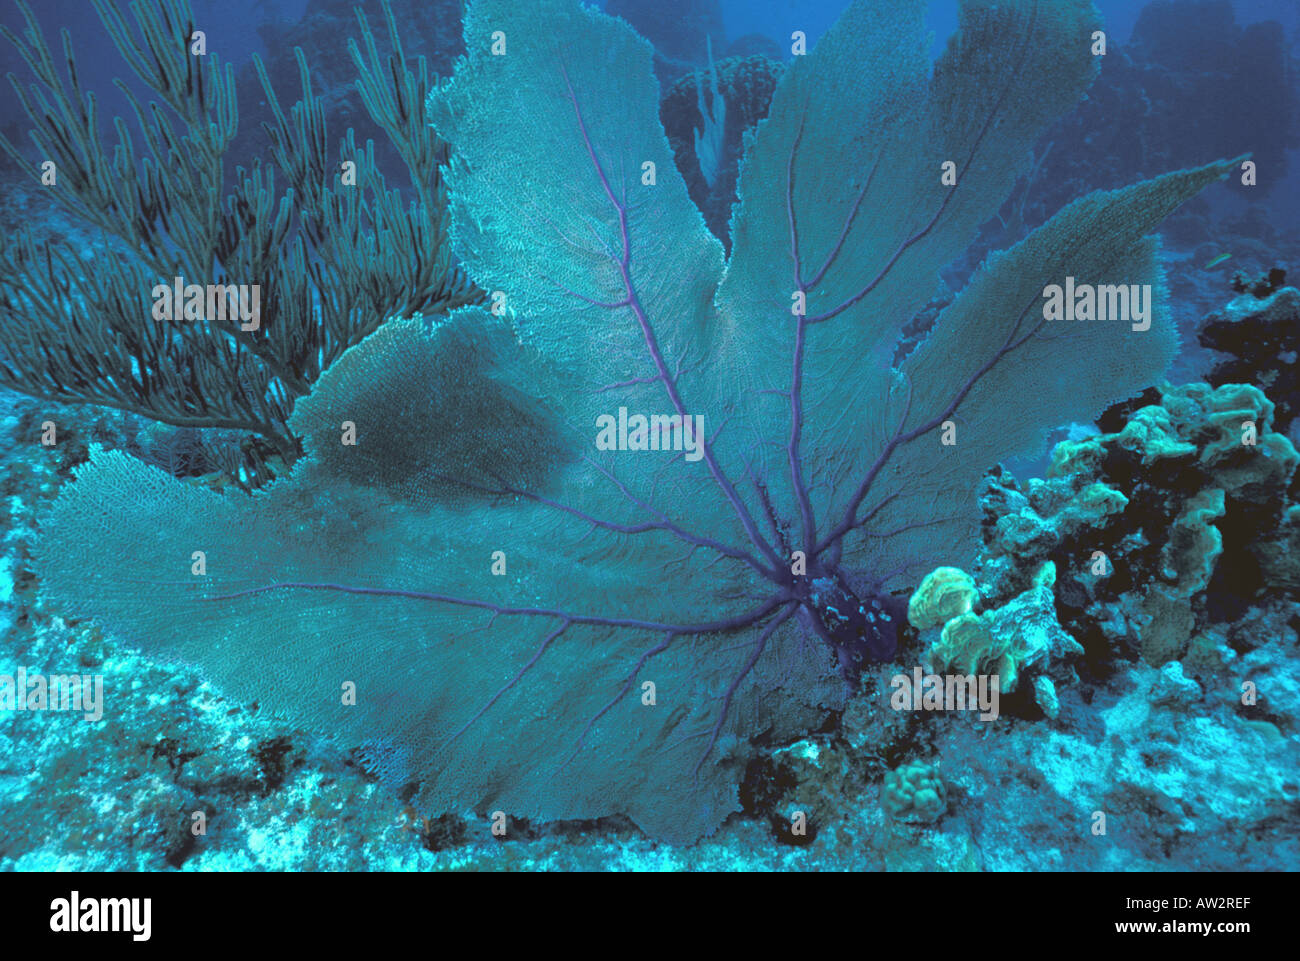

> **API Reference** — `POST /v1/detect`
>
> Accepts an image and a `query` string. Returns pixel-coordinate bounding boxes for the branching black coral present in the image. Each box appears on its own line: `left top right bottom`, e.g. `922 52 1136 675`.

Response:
0 0 476 465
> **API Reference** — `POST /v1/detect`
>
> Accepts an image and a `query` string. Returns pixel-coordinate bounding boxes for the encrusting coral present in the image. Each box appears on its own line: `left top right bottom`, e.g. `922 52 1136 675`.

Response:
907 567 979 631
979 380 1300 670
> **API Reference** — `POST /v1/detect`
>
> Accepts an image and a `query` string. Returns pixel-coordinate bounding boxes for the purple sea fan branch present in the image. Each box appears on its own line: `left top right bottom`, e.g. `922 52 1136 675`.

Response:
429 466 772 576
784 117 819 556
692 601 799 777
804 4 1041 327
206 580 791 636
558 60 783 573
819 295 1047 555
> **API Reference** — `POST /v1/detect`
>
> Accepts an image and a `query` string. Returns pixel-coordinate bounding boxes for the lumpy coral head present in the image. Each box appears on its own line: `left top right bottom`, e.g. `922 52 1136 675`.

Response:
37 0 1237 842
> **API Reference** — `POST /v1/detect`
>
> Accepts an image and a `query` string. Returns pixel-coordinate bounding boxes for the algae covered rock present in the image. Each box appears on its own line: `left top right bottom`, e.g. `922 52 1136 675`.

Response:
1150 661 1202 707
1253 504 1300 590
1160 488 1225 594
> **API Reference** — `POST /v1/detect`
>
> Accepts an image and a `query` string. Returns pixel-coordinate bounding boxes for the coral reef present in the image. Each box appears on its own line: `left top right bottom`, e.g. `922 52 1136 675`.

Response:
1199 280 1300 437
31 0 1243 846
978 381 1300 672
2 0 1289 878
6 360 1299 870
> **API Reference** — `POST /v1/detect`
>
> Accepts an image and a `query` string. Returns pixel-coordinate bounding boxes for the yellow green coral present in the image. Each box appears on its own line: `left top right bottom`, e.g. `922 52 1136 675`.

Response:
1053 384 1300 500
913 564 1083 698
932 612 998 676
907 567 980 630
882 758 946 824
1071 481 1129 518
1048 435 1108 478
